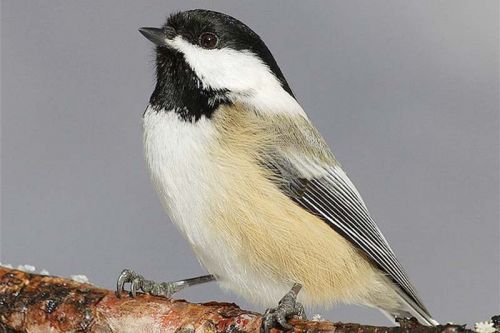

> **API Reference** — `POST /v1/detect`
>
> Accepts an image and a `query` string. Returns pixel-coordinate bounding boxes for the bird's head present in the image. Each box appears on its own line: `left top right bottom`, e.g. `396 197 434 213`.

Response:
140 10 303 121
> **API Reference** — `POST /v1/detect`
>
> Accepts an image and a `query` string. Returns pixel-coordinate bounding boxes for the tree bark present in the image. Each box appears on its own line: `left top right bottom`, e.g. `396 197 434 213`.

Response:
0 267 488 333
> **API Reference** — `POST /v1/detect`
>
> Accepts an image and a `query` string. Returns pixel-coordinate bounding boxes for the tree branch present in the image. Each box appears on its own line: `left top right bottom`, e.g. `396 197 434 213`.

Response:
0 267 494 333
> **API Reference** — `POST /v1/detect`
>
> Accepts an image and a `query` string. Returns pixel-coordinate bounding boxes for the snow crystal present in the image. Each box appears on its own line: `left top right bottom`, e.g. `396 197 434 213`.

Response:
17 264 36 272
70 274 90 283
312 314 324 321
475 321 497 333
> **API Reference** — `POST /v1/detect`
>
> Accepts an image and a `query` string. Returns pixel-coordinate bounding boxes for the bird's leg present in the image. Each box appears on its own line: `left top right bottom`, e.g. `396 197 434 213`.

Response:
261 283 307 333
115 268 215 298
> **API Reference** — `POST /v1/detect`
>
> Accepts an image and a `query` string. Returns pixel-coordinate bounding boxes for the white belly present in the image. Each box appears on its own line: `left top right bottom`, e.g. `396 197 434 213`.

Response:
143 107 215 247
143 107 287 304
143 107 225 256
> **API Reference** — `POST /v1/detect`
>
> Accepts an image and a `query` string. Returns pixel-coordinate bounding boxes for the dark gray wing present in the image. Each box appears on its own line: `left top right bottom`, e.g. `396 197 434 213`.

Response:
264 155 431 317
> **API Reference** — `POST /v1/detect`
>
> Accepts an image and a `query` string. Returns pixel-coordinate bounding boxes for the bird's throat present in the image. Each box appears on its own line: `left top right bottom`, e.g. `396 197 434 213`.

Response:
149 47 230 122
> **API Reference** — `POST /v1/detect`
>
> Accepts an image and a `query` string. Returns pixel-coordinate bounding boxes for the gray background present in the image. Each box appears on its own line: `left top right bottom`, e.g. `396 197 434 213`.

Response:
1 0 498 326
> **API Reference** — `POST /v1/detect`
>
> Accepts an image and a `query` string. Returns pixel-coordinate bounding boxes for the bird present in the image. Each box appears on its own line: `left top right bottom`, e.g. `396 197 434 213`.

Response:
116 9 438 331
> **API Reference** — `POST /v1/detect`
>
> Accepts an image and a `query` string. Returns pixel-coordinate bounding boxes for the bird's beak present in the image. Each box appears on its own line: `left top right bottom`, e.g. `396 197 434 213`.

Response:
139 27 168 46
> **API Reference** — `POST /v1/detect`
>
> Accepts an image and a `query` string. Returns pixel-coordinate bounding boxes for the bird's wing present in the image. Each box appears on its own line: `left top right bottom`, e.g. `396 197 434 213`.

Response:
258 116 433 322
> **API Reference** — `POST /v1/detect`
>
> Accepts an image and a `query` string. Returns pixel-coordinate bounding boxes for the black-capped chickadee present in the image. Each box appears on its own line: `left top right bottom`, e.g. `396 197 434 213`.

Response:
117 9 438 330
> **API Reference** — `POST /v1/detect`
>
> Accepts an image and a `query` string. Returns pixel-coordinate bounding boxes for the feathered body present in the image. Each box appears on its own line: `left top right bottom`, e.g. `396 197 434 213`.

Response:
141 9 437 325
145 103 399 310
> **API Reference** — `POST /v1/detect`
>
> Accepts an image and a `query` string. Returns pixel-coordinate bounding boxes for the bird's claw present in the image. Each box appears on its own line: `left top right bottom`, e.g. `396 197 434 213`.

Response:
261 288 306 333
116 268 175 298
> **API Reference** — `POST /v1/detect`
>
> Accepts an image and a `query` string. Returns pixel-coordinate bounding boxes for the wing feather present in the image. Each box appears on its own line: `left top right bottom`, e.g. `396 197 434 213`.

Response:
263 152 430 316
216 106 435 323
223 103 435 323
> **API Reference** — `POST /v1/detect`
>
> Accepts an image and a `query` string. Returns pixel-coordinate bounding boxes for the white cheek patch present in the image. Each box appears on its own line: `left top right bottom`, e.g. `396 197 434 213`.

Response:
168 36 261 91
167 36 307 117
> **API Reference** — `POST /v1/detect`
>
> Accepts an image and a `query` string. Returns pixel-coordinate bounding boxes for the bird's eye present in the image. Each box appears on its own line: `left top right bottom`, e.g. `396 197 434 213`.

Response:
198 32 218 49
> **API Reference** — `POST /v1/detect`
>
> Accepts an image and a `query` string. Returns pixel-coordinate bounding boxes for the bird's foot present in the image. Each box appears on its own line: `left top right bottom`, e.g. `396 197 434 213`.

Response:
261 283 306 333
116 268 179 298
115 269 216 299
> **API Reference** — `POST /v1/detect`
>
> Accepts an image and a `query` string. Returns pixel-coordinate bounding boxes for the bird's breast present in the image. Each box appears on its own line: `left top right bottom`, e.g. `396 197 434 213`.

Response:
143 106 257 288
143 106 219 247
